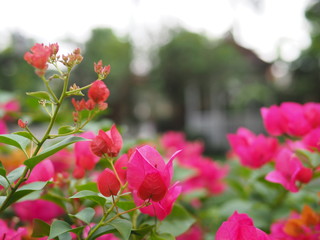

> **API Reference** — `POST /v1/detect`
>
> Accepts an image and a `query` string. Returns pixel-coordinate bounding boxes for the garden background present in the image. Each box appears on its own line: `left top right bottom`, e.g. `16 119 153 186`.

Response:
1 0 320 239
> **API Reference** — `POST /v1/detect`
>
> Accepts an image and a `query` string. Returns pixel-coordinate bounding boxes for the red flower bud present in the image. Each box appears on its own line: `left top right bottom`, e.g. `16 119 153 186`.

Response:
88 80 110 104
97 168 120 197
18 119 27 128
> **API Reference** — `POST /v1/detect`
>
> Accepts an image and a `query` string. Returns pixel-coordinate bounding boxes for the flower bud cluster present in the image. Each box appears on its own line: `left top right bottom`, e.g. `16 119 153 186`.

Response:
94 60 111 80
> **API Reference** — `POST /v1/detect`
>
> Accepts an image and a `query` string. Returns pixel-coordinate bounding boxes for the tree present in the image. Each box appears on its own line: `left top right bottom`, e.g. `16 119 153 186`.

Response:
72 28 134 123
149 28 273 131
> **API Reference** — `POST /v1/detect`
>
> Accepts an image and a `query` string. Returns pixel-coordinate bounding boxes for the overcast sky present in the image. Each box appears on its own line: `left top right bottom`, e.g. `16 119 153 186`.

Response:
0 0 313 70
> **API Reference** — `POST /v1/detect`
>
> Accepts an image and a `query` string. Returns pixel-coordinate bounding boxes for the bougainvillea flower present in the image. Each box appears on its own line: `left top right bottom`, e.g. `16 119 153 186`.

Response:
215 211 270 240
114 154 129 184
24 43 51 72
261 102 312 137
265 149 313 192
176 224 203 240
49 149 74 174
91 125 123 157
303 127 320 152
74 132 99 171
127 145 181 219
127 145 180 202
182 156 228 195
88 80 110 104
227 127 279 168
97 168 121 197
0 219 27 240
304 102 320 129
0 119 8 134
132 182 181 220
176 141 205 167
261 104 287 136
13 199 64 223
26 159 55 183
160 131 187 156
270 205 320 239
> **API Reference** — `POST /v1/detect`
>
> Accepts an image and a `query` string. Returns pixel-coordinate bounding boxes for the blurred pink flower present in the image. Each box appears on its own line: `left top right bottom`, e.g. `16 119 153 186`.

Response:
304 102 320 129
215 211 270 240
0 119 8 134
261 102 312 137
0 219 27 240
302 127 320 152
227 127 279 168
182 157 228 195
26 159 55 183
265 149 312 192
13 199 64 223
74 132 99 176
176 224 203 240
177 141 205 167
50 149 74 173
160 131 187 155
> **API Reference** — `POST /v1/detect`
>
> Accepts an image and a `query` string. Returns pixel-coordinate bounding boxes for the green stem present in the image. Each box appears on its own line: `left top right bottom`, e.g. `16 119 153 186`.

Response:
41 76 59 103
66 83 93 95
86 201 148 240
25 126 40 145
0 69 71 213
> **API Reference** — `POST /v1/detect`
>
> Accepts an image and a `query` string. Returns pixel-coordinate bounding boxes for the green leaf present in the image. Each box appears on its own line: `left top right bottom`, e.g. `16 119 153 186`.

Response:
26 91 52 101
24 136 86 169
58 232 72 240
0 134 30 152
296 149 320 168
32 219 50 237
1 181 48 209
87 225 115 240
0 162 6 177
7 166 26 184
18 181 48 191
303 177 320 192
0 175 9 189
76 182 99 192
41 191 67 210
70 190 106 206
157 205 195 237
58 125 75 135
109 219 132 240
13 131 33 140
49 220 72 239
70 190 99 198
0 196 6 207
132 224 154 239
117 201 136 217
71 207 95 224
150 230 175 240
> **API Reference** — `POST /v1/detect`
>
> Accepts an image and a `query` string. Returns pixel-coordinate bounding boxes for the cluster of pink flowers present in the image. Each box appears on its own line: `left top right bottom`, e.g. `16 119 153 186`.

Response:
161 131 228 197
227 102 320 193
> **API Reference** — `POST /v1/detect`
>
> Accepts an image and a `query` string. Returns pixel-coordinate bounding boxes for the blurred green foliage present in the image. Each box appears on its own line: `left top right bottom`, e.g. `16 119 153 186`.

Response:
0 1 319 131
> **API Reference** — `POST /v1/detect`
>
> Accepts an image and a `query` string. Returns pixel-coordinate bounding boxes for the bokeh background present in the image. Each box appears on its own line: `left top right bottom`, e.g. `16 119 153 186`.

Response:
0 0 319 154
